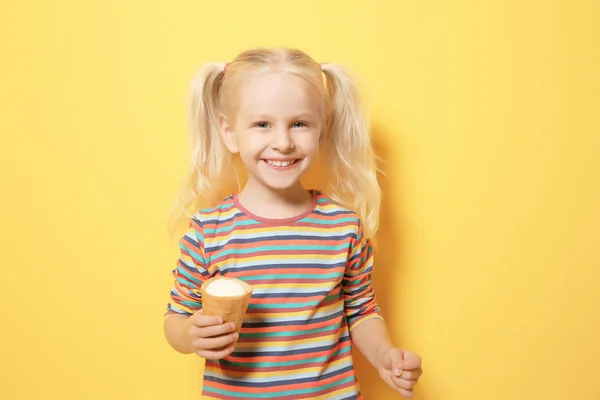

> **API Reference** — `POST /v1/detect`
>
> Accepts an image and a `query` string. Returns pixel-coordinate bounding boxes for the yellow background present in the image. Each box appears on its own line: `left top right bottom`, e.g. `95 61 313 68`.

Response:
1 1 599 399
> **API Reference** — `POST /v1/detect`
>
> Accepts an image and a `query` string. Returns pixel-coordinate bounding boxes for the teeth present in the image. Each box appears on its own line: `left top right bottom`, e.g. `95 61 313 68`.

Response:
266 159 296 167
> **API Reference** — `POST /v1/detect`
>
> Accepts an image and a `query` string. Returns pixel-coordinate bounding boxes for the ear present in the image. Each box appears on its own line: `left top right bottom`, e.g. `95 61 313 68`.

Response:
219 114 239 153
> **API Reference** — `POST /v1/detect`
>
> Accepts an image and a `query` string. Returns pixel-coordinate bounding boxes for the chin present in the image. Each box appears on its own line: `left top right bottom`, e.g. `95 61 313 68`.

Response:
261 178 304 191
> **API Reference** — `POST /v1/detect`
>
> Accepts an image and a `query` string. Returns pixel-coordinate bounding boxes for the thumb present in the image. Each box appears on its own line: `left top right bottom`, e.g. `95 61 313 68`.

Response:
400 350 421 370
395 349 406 376
385 348 404 376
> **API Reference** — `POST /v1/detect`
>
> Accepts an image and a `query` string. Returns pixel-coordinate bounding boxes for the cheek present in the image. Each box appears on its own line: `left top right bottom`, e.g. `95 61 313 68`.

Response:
297 133 321 155
236 133 265 157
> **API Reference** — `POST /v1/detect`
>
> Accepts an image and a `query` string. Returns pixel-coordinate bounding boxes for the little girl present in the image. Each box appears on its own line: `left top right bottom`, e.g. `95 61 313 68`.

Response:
163 47 422 399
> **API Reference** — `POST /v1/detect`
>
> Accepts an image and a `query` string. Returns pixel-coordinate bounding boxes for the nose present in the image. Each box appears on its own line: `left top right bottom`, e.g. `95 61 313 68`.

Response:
271 128 295 152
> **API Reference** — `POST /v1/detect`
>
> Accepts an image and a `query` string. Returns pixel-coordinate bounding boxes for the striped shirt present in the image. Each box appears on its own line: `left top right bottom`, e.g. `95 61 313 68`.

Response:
165 190 383 399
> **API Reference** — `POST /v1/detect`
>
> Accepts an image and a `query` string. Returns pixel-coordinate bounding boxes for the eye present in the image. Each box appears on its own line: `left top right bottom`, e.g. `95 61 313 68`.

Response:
255 122 270 129
292 121 307 128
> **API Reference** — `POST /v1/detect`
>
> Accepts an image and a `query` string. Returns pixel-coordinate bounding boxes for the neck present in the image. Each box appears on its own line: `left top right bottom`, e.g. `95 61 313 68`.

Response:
238 180 313 219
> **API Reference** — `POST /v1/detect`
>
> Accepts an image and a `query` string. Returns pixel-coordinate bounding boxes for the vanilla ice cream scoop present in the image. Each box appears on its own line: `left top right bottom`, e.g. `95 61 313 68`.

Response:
205 277 246 297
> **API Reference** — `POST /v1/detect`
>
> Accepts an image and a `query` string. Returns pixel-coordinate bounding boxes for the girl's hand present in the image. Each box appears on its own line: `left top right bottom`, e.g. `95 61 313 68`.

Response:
378 347 423 398
186 309 239 360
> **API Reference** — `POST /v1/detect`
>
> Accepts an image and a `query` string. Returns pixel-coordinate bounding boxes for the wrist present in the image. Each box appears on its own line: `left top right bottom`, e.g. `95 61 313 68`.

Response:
164 313 195 354
182 316 195 353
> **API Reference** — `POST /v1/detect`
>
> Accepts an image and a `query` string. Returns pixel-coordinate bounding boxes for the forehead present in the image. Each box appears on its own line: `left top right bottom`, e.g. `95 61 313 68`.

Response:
235 72 321 118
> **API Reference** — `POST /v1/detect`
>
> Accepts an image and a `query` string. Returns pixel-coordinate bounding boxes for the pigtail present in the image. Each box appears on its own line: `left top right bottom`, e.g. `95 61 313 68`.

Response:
168 62 232 234
321 64 381 240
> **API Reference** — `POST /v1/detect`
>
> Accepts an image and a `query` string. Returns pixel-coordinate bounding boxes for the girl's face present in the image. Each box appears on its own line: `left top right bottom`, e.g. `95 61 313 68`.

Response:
220 72 323 194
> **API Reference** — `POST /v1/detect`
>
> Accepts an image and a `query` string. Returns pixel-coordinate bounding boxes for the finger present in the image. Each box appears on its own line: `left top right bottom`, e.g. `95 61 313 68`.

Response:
390 374 416 390
193 331 238 350
398 368 422 381
379 368 399 393
195 344 235 361
190 312 225 328
192 322 236 338
382 373 414 398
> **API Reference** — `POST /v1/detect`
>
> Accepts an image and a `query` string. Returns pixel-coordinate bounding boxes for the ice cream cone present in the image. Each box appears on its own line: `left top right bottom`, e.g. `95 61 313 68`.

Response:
200 276 253 336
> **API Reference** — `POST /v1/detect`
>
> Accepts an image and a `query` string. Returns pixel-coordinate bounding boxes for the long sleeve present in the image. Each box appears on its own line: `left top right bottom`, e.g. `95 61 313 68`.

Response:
165 217 211 316
343 219 383 331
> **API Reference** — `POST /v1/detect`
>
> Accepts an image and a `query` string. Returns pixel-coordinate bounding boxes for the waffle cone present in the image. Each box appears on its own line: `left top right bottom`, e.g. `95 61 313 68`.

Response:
200 276 253 335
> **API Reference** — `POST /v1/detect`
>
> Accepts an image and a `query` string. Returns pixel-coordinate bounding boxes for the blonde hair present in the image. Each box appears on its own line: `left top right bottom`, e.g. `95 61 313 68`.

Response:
169 47 381 239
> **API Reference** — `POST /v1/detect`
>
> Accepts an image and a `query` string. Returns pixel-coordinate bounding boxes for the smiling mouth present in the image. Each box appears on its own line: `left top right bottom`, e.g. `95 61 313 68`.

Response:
262 159 300 167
